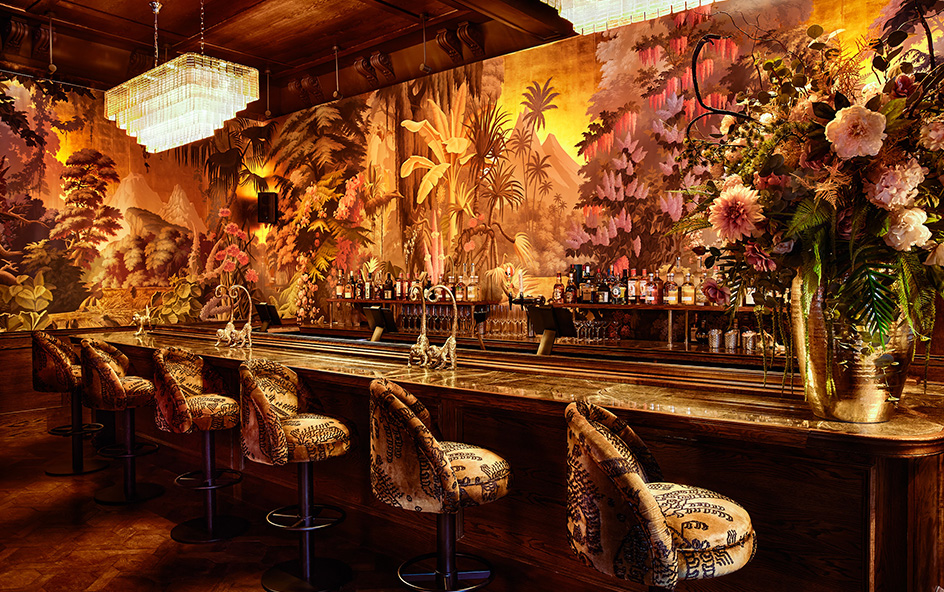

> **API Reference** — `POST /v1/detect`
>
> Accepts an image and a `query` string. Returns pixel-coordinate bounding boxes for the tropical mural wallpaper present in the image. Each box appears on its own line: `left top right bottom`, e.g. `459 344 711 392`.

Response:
0 0 932 332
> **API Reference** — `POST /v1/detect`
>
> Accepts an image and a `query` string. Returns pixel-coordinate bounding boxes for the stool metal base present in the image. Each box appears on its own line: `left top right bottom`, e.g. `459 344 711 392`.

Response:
171 514 250 544
48 422 103 437
45 457 109 477
398 552 493 592
97 441 159 459
262 558 352 592
94 481 164 505
267 504 345 532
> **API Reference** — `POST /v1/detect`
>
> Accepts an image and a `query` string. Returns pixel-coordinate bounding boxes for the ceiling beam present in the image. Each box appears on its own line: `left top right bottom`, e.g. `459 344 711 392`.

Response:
361 0 423 22
437 0 572 39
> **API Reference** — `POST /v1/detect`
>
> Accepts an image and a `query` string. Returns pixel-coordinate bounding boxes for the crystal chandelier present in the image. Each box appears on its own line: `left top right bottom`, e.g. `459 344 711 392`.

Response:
542 0 725 34
105 1 259 153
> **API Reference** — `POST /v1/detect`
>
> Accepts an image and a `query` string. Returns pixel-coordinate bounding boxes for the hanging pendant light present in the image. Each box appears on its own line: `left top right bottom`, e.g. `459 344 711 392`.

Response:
541 0 725 34
104 0 259 153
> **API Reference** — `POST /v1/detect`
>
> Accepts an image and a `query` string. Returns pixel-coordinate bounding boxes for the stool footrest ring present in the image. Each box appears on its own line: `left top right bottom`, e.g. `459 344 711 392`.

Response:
265 504 345 532
48 422 103 437
97 441 159 459
398 552 494 592
174 468 243 490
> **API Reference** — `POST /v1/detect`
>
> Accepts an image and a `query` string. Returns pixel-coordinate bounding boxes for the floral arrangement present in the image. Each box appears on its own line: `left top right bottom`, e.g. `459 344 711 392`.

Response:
677 23 944 348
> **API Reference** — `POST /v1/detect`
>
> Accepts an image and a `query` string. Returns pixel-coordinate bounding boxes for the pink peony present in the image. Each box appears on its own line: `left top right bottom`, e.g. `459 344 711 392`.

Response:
701 278 731 305
221 259 237 273
218 208 231 218
721 175 744 191
744 242 777 272
893 74 916 98
246 269 259 283
225 222 240 236
708 185 765 243
866 159 926 211
920 120 944 151
825 105 886 159
885 207 932 251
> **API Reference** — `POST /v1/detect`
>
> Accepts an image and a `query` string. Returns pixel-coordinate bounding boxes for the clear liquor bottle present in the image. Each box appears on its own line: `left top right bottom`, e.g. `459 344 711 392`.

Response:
335 268 345 299
613 269 627 304
467 264 479 302
663 272 679 305
695 261 709 306
455 273 467 302
680 272 696 305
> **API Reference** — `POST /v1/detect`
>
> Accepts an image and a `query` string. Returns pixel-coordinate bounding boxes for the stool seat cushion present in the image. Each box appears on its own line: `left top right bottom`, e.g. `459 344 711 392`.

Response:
32 331 81 393
119 376 157 408
186 394 240 432
282 413 353 463
441 441 512 508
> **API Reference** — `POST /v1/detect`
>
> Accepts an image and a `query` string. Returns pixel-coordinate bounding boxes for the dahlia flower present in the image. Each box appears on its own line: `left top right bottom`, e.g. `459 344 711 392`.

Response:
707 185 764 243
885 207 931 252
866 159 926 211
744 243 776 272
824 105 887 159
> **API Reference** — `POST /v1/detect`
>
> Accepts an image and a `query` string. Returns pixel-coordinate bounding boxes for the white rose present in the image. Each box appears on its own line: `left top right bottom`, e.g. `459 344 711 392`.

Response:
924 243 944 266
885 207 932 251
759 112 776 126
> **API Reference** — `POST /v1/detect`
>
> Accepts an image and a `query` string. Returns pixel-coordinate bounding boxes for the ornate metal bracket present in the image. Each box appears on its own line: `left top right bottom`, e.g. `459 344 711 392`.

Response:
407 284 458 370
214 284 253 349
685 34 756 142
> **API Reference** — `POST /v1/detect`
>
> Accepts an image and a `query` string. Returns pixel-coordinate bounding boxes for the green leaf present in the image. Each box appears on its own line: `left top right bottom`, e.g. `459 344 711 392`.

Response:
880 98 906 123
835 93 851 110
812 102 836 120
873 55 888 71
786 197 832 237
807 25 824 39
888 30 908 47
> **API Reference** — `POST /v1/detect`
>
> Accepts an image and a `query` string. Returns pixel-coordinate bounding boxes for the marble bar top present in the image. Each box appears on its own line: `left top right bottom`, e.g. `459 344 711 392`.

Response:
82 329 944 457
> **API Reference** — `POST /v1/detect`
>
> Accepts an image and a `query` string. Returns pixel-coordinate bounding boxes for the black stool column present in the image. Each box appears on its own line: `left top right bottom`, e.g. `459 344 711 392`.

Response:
171 430 248 543
398 513 493 592
45 387 108 476
95 408 163 505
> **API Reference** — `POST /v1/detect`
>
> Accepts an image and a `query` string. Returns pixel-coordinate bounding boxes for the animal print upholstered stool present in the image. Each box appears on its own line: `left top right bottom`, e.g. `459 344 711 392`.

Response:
80 339 164 505
153 347 249 543
369 378 512 591
565 401 756 591
31 331 108 476
239 359 354 592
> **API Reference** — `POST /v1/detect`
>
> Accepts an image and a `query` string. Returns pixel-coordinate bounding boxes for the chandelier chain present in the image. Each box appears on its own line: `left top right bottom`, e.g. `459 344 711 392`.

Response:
150 1 161 68
200 0 205 55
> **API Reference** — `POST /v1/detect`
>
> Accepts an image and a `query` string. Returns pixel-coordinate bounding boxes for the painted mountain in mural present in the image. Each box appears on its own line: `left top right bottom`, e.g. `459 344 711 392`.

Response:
106 173 164 242
539 132 583 205
159 184 207 235
124 207 188 239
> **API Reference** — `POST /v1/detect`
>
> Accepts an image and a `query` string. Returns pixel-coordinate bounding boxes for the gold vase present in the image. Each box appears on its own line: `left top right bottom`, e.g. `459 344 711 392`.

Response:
790 276 914 423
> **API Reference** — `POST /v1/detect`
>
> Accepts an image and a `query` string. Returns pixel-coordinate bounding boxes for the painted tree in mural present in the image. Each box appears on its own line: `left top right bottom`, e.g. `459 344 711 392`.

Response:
520 78 559 231
48 149 121 270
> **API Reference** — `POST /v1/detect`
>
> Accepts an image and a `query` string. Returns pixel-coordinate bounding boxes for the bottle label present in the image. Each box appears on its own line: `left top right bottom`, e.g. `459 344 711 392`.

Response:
384 289 393 300
456 289 465 301
598 291 609 304
665 293 678 305
681 293 694 304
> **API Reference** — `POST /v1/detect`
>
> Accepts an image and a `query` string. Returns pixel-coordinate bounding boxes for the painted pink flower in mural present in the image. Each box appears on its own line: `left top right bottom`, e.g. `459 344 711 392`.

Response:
215 250 226 261
237 230 249 241
463 240 475 252
221 259 237 273
707 185 764 243
246 269 259 283
219 208 231 218
825 105 886 160
225 244 240 257
237 251 250 266
700 278 730 305
225 222 240 236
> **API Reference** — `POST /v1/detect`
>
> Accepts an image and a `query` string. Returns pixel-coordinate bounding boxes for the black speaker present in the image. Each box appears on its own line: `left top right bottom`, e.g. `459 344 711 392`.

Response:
257 192 279 224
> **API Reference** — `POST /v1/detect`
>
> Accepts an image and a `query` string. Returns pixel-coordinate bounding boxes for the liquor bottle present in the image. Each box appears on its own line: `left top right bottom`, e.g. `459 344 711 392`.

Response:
695 259 709 306
409 274 420 301
355 273 365 300
552 272 565 303
613 270 627 304
455 272 467 302
663 272 679 305
643 273 654 304
364 272 374 300
626 268 638 304
596 269 610 304
696 317 709 344
680 272 696 305
343 271 354 299
383 273 394 300
424 274 433 301
651 270 664 305
580 267 593 303
335 269 345 299
636 268 648 303
395 272 405 300
690 313 699 343
467 264 479 302
564 271 577 304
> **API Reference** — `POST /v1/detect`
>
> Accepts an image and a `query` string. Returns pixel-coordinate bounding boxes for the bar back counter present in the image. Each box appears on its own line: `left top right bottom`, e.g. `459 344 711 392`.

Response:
7 326 944 591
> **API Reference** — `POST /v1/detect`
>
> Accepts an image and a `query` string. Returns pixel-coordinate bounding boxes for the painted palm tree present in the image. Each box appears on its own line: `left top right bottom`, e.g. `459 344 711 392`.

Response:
399 82 475 282
524 152 552 232
518 78 560 230
465 100 511 213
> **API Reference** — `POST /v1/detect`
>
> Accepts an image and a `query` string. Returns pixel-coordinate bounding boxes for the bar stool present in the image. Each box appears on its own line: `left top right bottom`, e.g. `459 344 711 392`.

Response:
80 339 164 505
31 331 108 476
368 378 512 591
153 346 249 543
239 359 354 592
564 401 756 591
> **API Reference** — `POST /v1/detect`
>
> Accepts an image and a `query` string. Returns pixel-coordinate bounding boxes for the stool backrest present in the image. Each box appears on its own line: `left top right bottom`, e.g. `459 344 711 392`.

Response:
31 331 80 392
368 378 460 514
80 339 131 410
153 347 228 433
238 359 322 465
564 401 677 588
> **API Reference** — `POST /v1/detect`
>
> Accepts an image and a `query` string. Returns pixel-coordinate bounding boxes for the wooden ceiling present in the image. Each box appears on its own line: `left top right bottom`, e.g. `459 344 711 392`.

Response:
0 0 574 116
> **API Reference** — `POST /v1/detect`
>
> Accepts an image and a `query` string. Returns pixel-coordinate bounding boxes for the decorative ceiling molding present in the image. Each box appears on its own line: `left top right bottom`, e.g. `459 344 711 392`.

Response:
353 55 378 87
435 27 463 64
370 51 395 82
31 21 50 59
456 21 484 58
299 74 325 104
1 17 28 55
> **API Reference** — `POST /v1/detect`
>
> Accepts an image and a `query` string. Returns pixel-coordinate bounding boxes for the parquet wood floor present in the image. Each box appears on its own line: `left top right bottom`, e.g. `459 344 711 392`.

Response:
0 411 405 592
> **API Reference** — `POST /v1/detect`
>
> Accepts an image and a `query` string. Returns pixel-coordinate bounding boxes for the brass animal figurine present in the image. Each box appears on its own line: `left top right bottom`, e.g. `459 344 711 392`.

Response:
132 305 152 336
407 282 457 370
215 320 237 346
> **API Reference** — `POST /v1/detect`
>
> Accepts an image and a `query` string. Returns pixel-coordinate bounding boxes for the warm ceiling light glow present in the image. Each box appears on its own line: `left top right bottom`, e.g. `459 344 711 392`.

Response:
543 0 724 33
105 52 259 153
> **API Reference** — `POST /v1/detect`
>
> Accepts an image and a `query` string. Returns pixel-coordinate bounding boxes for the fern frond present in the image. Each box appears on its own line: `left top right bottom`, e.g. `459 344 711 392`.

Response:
786 197 832 238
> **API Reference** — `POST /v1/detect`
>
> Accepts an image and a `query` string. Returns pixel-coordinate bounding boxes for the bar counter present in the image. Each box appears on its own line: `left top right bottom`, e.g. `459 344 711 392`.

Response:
76 327 944 592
